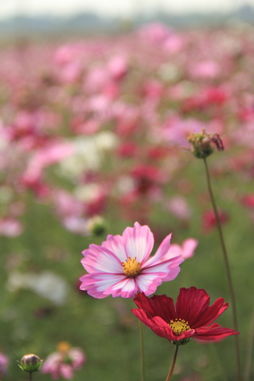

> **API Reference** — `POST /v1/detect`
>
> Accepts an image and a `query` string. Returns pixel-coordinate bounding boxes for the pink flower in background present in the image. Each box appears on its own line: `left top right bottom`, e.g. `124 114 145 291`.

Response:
241 194 254 208
42 342 85 380
189 60 220 80
59 61 82 84
116 142 138 158
138 23 173 44
0 352 9 377
202 210 229 232
141 80 164 100
130 164 165 195
23 141 73 181
162 238 198 261
163 33 184 54
54 44 80 65
80 222 183 298
1 25 253 242
167 196 192 221
107 55 128 81
0 218 23 237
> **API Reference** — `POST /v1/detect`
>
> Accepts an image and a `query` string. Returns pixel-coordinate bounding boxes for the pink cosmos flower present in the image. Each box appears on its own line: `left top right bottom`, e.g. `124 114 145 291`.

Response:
42 342 85 380
162 238 198 261
80 222 183 299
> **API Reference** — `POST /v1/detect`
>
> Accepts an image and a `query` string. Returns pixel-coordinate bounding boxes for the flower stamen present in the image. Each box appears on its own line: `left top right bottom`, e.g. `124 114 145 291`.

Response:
169 319 190 335
122 257 141 277
57 341 71 354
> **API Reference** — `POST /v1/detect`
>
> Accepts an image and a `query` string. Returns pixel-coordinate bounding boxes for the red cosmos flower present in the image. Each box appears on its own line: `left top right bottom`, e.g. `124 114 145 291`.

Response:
132 287 238 344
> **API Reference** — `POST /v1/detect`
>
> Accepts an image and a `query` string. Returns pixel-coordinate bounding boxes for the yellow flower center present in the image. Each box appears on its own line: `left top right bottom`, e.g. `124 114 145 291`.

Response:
169 319 190 335
122 257 141 277
57 341 71 353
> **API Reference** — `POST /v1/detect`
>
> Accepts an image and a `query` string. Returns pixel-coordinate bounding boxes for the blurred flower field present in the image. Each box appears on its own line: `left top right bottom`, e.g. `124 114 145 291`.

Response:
0 23 254 380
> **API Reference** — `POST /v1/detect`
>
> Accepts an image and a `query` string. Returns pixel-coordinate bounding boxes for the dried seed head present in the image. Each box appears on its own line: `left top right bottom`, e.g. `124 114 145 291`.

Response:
188 131 224 159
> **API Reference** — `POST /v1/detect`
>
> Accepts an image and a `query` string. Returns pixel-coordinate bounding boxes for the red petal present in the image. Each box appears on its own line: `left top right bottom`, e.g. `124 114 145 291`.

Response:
132 308 176 341
175 287 210 325
191 298 228 328
134 292 176 321
194 323 239 342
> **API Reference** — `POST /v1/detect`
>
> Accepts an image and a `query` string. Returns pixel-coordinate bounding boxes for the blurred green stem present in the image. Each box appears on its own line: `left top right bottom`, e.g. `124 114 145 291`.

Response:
138 320 145 381
165 344 179 381
28 372 32 381
203 157 241 381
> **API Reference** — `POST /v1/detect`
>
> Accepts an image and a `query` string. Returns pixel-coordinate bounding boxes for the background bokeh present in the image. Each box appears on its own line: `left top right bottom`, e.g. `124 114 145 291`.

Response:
0 1 254 380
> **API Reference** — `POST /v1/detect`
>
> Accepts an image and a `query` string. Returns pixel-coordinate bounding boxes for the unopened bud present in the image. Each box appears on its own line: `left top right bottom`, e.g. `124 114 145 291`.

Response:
87 216 106 236
18 354 42 373
188 131 224 159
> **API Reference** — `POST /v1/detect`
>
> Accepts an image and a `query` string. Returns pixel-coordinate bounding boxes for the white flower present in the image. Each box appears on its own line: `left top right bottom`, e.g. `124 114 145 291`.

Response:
74 183 101 202
7 271 69 305
59 132 118 179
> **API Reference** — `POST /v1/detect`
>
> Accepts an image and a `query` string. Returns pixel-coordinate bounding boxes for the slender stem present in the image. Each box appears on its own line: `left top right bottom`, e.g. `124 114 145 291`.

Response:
138 320 145 381
28 372 32 381
203 157 241 381
164 345 179 381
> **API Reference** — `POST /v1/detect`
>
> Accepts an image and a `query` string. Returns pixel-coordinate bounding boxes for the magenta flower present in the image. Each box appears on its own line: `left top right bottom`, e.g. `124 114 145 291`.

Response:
80 222 183 298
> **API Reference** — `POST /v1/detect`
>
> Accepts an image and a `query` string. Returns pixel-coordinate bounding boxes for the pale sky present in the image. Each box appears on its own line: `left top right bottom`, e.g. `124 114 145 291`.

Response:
0 0 249 19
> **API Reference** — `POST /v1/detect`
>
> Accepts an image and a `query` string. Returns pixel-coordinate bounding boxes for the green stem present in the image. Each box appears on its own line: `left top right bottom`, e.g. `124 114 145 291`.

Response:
203 157 241 381
138 320 145 381
28 372 32 381
164 345 179 381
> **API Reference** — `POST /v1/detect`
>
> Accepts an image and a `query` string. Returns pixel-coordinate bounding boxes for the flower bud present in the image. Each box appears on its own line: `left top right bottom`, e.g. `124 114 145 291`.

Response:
86 216 106 236
18 354 42 373
188 131 224 159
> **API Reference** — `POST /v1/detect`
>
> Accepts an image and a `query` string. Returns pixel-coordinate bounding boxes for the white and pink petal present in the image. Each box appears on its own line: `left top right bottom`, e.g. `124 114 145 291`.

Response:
141 259 182 283
122 222 154 263
80 273 126 298
135 272 165 295
81 244 123 274
108 277 138 298
182 238 198 259
101 234 127 262
144 233 172 267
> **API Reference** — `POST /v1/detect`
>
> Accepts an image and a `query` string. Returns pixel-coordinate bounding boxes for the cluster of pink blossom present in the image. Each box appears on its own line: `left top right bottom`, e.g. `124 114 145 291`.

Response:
0 23 254 236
